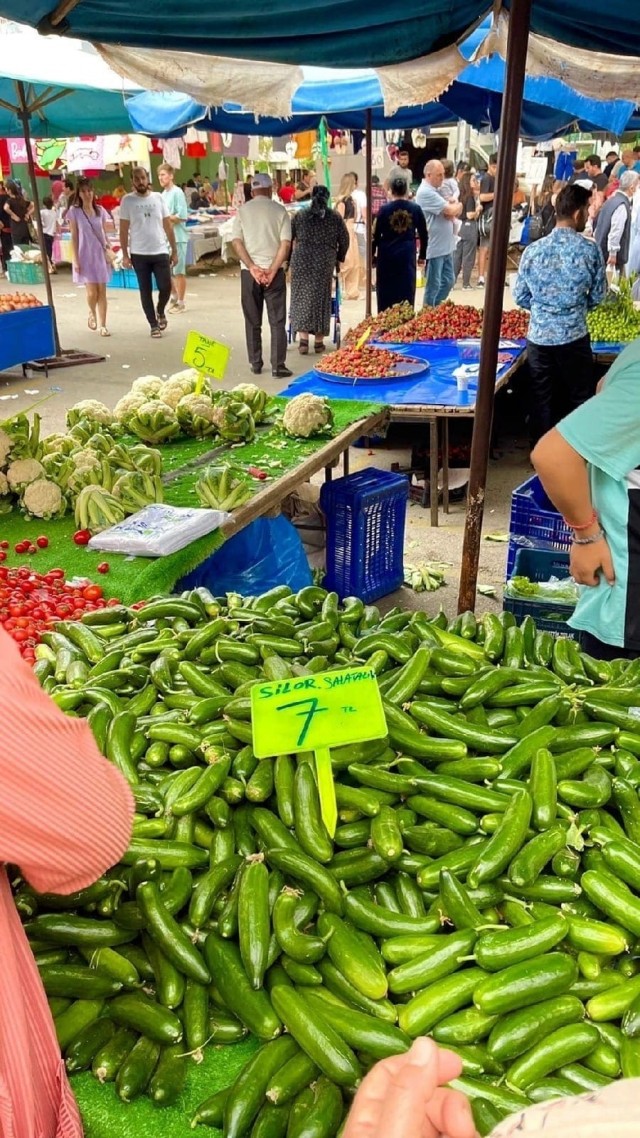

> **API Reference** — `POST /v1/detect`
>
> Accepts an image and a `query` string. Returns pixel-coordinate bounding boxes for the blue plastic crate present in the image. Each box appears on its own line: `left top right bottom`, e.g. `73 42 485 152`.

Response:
504 546 577 637
320 467 409 602
506 475 572 576
108 267 138 289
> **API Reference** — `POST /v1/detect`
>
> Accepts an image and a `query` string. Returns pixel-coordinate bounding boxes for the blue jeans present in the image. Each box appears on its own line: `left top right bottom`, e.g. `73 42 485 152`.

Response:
424 254 455 307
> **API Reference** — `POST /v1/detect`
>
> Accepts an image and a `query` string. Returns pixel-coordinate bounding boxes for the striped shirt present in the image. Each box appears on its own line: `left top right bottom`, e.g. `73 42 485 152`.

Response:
0 630 133 1138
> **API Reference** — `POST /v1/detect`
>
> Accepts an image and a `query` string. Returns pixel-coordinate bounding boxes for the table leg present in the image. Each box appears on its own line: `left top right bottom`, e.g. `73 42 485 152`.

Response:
343 448 350 476
443 418 450 514
429 416 438 527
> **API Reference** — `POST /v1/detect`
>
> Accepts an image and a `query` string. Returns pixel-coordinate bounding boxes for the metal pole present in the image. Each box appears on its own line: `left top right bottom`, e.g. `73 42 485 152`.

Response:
365 108 373 319
457 0 532 613
16 79 61 356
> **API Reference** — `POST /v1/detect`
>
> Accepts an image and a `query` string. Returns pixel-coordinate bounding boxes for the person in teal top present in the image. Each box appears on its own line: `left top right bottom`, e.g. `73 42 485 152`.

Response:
158 162 189 312
532 338 640 658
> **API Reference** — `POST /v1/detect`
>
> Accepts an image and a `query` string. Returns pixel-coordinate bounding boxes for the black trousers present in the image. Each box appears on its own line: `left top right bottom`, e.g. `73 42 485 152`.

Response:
240 268 287 371
579 630 639 661
131 253 172 329
527 334 595 448
0 229 12 271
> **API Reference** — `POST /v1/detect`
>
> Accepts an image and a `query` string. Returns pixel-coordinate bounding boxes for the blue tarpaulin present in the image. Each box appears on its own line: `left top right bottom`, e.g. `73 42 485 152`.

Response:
279 341 527 410
1 1 640 71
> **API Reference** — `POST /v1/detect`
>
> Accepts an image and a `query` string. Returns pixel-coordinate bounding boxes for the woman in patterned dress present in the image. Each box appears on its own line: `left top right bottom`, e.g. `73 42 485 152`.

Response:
289 185 350 354
373 176 428 312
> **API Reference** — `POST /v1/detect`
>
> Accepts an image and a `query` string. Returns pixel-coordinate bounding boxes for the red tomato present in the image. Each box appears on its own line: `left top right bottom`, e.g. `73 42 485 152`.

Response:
97 562 110 574
73 530 91 546
28 544 37 555
0 552 6 563
36 536 49 549
14 541 27 554
83 584 103 601
0 540 8 550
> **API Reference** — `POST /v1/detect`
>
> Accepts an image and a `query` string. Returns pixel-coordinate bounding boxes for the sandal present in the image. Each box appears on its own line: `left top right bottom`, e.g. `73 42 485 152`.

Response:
157 314 168 331
298 339 309 355
314 340 325 353
99 327 111 337
150 326 162 338
87 314 97 331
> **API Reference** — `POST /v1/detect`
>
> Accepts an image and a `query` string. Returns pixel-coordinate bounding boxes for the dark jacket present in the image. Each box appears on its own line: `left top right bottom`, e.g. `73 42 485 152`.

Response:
594 191 632 268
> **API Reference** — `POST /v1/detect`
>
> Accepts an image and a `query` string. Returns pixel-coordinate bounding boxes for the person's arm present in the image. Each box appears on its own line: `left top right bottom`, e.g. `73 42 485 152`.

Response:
264 238 292 286
415 206 428 262
512 253 532 310
163 214 178 264
232 236 266 283
588 247 608 309
68 213 79 268
607 202 627 262
443 200 462 219
336 200 346 219
532 428 615 587
0 631 134 895
4 200 19 222
119 217 131 267
479 176 495 204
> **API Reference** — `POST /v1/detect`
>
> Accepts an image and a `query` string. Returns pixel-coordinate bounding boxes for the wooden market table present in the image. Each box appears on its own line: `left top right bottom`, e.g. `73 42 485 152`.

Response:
0 398 388 605
281 339 528 525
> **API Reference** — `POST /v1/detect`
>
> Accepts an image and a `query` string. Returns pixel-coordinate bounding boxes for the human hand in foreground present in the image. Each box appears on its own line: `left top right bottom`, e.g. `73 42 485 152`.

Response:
342 1037 478 1138
570 535 615 587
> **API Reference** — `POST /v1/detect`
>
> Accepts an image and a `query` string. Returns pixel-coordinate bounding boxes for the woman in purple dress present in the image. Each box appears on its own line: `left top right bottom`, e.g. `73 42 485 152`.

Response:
68 178 112 337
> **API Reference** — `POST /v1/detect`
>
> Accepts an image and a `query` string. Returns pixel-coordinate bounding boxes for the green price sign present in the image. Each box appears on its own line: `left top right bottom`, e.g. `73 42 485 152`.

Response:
251 666 387 835
183 330 230 381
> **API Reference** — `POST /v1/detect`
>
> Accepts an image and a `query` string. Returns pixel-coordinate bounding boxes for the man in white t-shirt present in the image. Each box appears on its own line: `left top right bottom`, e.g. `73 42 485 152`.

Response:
231 173 292 377
351 172 368 288
119 166 177 338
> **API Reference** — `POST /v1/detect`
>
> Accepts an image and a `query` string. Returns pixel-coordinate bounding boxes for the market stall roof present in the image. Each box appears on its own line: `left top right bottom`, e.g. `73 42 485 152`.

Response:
2 0 640 72
0 18 139 136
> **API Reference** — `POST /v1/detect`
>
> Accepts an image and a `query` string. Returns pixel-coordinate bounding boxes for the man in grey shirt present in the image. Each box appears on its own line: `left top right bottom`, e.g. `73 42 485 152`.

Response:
384 150 413 196
416 160 462 306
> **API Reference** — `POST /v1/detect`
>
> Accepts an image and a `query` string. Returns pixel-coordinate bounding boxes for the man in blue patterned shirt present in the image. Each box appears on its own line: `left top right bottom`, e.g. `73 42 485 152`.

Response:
513 183 607 448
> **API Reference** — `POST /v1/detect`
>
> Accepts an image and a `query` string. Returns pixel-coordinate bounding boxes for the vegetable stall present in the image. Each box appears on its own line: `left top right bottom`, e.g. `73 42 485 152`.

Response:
14 587 640 1138
282 302 530 526
0 294 56 376
0 374 387 611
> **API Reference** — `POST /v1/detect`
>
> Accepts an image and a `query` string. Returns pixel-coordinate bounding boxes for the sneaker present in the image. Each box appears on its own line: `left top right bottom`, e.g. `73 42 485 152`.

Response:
168 297 179 311
272 366 293 378
462 285 473 291
173 302 186 313
477 277 485 287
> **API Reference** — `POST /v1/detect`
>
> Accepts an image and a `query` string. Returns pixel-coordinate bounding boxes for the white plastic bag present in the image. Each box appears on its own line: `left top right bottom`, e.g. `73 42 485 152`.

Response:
87 504 232 557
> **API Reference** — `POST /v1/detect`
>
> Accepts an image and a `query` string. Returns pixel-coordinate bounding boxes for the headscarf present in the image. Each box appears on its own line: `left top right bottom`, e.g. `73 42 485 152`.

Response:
310 184 331 218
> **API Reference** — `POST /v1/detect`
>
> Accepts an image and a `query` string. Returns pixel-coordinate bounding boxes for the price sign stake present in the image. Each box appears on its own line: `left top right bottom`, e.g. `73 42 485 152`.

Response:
250 666 387 835
183 330 231 390
356 326 372 349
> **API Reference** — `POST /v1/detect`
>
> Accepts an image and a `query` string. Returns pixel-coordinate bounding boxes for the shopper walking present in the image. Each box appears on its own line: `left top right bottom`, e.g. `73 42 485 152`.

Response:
384 149 413 196
230 173 292 377
119 166 177 339
0 628 133 1138
0 180 13 276
477 152 498 286
3 180 33 246
68 178 114 337
594 170 639 273
372 177 427 311
335 173 361 300
158 162 189 314
452 172 481 289
416 160 462 307
38 195 58 274
513 183 606 448
290 185 349 355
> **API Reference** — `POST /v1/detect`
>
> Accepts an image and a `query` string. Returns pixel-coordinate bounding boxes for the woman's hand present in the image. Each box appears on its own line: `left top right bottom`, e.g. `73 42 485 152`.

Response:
570 536 615 587
342 1037 477 1138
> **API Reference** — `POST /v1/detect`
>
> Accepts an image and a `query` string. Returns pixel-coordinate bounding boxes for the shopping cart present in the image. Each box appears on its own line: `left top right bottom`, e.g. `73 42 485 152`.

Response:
287 265 342 347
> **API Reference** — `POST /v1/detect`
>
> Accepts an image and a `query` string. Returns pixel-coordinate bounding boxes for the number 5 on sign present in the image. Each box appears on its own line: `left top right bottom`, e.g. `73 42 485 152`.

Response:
183 330 230 381
250 666 387 836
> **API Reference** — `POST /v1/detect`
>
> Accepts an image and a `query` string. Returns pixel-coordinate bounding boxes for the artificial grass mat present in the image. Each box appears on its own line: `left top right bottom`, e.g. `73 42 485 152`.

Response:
0 398 384 603
72 1037 259 1138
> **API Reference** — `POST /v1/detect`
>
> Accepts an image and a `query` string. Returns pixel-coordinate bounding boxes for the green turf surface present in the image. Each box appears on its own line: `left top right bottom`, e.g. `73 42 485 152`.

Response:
0 398 384 603
72 1037 259 1138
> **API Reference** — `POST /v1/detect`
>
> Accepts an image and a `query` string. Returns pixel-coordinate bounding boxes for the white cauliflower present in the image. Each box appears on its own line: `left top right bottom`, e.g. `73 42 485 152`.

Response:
160 372 212 409
176 394 218 437
0 429 12 469
0 470 9 496
7 457 45 491
114 391 148 423
66 400 115 429
41 432 75 457
131 375 164 398
282 394 333 439
21 478 65 519
71 448 101 472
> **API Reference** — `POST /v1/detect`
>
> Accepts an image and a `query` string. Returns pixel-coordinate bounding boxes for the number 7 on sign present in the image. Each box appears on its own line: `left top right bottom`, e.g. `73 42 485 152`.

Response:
276 697 328 748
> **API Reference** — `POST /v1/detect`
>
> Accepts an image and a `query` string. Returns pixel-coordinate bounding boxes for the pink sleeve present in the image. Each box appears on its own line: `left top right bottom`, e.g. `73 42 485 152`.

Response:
0 630 134 895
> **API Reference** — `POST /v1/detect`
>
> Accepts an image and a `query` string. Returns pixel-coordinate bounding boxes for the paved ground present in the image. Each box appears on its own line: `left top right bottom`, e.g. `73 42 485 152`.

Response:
0 263 530 615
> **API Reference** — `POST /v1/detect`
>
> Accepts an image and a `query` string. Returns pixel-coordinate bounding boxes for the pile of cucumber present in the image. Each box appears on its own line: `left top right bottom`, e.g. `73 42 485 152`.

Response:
18 585 640 1138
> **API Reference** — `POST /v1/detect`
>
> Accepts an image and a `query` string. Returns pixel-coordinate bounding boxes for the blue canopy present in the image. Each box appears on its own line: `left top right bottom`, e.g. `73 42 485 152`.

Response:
2 1 640 70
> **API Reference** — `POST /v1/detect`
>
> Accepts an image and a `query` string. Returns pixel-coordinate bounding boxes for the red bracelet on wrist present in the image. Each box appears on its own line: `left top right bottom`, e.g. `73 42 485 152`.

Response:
563 509 598 531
